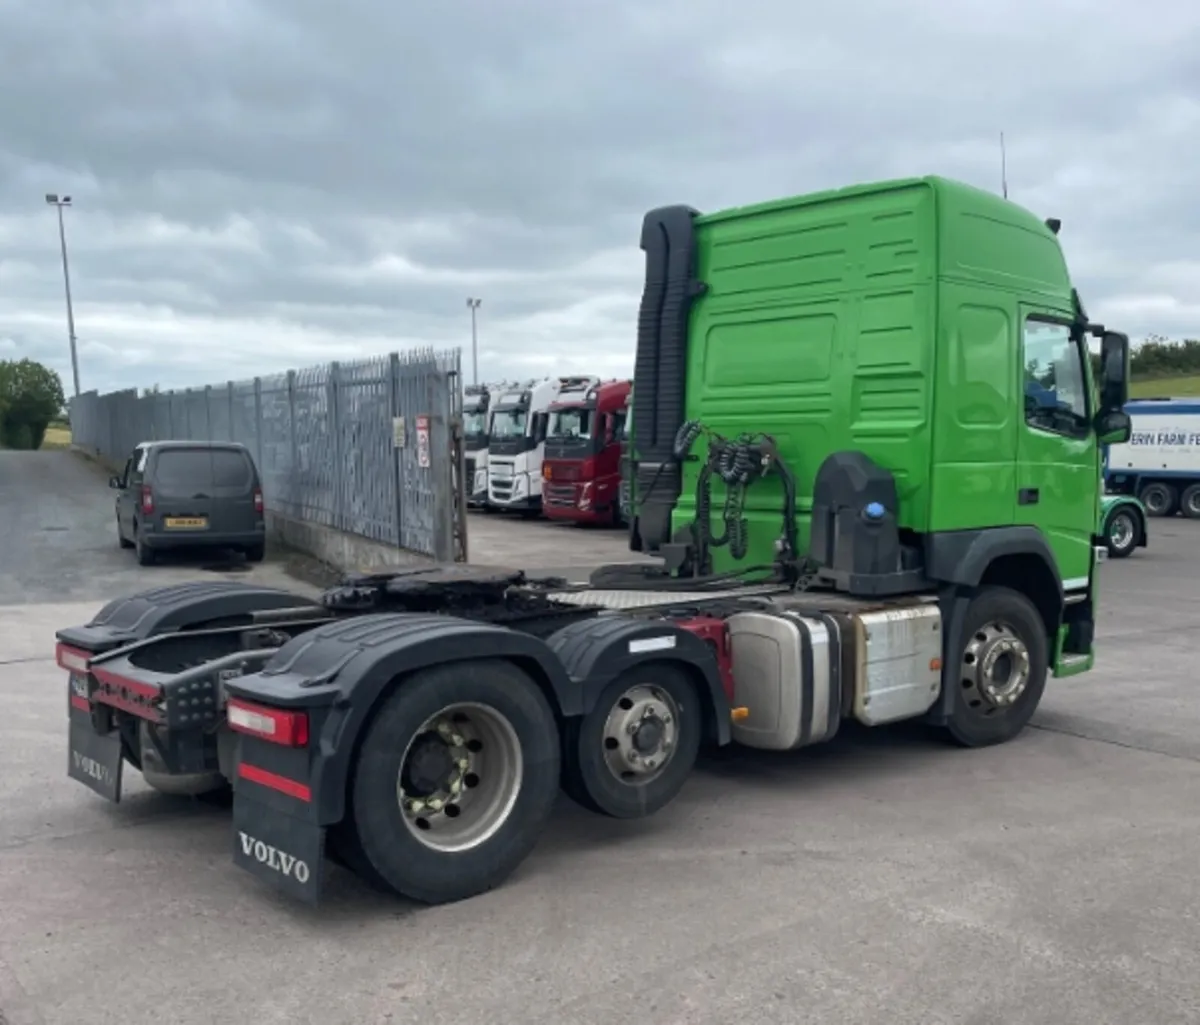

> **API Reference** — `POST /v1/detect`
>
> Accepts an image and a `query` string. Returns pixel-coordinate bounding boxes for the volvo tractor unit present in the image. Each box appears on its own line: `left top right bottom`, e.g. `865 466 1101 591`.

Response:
463 383 505 509
486 377 570 514
56 175 1130 910
542 377 632 525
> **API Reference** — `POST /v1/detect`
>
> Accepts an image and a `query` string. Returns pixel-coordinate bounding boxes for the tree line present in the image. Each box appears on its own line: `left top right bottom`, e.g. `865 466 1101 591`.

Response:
0 359 66 449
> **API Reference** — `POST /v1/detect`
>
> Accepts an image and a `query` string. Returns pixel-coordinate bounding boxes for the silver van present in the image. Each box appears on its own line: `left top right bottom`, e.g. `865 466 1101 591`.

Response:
110 441 266 566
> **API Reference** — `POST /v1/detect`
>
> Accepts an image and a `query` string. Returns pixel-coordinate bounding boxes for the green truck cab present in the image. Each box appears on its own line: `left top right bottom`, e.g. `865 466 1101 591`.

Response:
628 175 1130 739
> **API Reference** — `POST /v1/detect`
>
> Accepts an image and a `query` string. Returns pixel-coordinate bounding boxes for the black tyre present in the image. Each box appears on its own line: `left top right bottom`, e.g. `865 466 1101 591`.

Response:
1180 483 1200 520
134 525 155 566
244 542 266 563
562 663 702 819
118 519 134 549
1104 508 1139 558
945 586 1048 748
1138 481 1177 517
345 658 561 905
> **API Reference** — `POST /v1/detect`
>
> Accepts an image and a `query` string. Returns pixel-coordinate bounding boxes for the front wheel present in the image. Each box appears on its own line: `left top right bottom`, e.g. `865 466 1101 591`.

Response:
562 663 702 819
118 519 134 549
1105 508 1139 558
945 586 1048 748
342 658 561 905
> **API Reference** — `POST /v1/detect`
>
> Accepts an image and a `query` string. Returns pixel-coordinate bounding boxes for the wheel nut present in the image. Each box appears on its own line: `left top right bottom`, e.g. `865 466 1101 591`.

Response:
626 722 638 734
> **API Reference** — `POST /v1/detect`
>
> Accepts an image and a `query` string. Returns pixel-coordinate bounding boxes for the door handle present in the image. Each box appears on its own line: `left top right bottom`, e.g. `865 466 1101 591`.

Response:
1018 488 1039 506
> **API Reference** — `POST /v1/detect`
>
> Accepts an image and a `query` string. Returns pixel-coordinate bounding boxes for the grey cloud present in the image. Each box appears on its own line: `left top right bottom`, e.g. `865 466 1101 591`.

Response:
1 0 1198 396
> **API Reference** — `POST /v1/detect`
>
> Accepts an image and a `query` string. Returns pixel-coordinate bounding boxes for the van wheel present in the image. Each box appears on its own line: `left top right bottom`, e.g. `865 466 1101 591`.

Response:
1138 481 1177 517
244 542 266 563
118 519 134 549
562 663 702 819
945 586 1048 748
345 658 560 904
134 525 156 566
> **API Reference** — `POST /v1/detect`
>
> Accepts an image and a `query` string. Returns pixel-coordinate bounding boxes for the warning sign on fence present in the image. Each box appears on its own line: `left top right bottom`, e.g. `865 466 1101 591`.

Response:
415 415 430 468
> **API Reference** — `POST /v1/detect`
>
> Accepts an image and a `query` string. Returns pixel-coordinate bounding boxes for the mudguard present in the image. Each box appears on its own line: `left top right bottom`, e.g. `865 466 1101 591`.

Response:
223 613 578 827
545 615 731 746
55 580 321 655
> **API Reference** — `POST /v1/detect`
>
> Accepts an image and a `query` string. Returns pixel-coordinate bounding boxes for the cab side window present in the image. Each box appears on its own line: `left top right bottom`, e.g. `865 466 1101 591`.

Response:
1023 318 1089 437
128 447 147 486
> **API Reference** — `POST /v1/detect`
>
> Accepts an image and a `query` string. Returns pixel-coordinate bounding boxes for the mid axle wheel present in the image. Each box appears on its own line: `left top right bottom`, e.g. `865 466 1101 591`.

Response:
563 664 701 819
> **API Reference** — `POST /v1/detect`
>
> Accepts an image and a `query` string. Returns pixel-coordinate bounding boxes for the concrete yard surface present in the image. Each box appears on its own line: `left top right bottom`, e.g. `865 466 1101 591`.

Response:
2 449 1200 1024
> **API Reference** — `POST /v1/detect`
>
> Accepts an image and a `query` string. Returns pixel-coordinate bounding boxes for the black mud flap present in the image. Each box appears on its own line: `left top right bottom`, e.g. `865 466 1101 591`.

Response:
68 716 124 802
231 794 325 906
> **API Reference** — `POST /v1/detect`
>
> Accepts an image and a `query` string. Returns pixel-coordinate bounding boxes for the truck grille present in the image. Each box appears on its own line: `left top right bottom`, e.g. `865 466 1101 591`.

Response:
544 483 577 508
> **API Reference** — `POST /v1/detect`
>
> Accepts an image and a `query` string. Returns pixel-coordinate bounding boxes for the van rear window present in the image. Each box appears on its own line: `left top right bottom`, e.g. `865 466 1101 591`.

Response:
154 449 252 489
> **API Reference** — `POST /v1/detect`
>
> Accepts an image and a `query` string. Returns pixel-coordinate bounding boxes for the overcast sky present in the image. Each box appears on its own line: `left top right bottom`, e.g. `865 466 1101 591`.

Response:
1 0 1197 398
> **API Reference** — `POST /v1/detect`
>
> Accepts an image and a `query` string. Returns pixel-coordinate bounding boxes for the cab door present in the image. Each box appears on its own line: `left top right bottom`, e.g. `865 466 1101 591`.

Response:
1015 311 1097 591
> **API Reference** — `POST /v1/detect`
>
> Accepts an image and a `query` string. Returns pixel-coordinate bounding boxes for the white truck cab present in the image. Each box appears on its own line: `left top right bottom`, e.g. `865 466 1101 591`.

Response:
487 376 600 513
463 383 507 508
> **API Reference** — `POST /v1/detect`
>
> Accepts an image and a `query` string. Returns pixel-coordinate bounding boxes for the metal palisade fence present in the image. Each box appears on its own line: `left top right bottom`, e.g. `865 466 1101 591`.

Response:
68 348 466 563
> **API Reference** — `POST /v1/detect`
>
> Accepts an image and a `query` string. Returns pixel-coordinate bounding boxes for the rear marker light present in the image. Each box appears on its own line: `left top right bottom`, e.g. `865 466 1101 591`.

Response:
227 698 309 747
141 485 154 514
56 644 90 674
253 487 264 514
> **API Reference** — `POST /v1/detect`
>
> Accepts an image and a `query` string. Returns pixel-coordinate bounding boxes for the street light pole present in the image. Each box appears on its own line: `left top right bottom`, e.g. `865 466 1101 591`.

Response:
45 193 81 397
466 297 481 386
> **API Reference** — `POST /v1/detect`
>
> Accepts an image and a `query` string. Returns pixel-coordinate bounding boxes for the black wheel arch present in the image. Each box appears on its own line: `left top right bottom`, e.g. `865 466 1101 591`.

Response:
545 615 732 749
234 614 580 827
924 527 1068 725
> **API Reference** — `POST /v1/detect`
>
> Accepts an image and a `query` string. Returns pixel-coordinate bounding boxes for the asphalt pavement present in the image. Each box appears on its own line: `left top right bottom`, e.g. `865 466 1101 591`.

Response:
1 449 1199 1025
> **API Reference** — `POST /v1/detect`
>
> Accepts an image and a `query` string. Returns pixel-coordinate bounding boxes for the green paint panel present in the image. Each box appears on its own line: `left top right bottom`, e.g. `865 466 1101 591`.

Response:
675 175 1098 582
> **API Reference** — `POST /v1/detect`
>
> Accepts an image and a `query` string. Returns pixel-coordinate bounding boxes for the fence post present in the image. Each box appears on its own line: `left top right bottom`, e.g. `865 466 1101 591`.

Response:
253 377 264 473
427 364 452 563
328 362 345 533
388 352 402 548
287 370 298 513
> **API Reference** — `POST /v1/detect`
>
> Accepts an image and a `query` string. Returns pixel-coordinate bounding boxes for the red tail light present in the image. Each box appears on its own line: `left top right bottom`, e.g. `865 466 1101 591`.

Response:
56 643 90 674
227 698 309 747
140 485 154 514
253 487 264 514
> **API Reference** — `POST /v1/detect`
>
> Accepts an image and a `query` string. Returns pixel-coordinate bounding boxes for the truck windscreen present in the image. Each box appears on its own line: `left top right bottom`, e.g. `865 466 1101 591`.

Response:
548 407 592 441
491 407 528 437
463 410 488 436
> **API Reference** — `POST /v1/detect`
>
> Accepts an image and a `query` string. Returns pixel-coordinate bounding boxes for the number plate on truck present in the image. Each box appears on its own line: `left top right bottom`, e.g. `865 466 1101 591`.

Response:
67 718 124 802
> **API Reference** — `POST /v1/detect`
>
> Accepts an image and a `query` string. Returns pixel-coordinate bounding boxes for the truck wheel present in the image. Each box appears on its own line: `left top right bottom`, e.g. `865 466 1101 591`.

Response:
945 586 1048 748
1180 483 1200 519
561 663 702 819
1138 482 1177 517
345 658 561 905
1104 508 1139 558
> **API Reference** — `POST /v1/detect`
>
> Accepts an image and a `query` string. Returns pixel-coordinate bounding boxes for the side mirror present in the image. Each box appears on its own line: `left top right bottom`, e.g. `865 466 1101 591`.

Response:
1096 409 1131 446
108 476 121 489
1098 330 1130 413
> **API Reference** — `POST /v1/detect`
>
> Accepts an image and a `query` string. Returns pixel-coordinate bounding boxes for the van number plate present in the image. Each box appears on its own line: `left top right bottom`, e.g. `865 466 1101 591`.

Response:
165 517 208 529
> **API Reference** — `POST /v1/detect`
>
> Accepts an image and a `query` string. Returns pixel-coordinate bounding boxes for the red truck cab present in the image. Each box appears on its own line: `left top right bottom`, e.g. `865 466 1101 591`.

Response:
541 378 631 525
